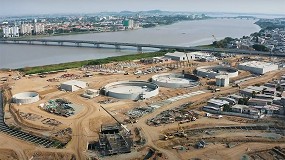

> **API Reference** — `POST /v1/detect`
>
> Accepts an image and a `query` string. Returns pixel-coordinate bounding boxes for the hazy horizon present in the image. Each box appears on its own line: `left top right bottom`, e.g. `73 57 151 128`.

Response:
1 0 285 17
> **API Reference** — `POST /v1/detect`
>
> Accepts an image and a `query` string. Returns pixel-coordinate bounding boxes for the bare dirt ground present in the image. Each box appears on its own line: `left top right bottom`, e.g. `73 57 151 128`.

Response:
170 142 285 160
1 57 285 159
0 148 18 160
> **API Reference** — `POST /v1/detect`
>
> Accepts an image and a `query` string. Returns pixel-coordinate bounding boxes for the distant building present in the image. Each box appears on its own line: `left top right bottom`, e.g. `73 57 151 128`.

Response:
33 23 45 34
20 24 32 35
123 19 134 29
2 26 19 37
165 52 195 61
238 61 278 75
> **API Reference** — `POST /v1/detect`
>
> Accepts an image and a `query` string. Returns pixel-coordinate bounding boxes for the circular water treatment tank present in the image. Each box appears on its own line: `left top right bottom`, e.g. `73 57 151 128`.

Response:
196 65 238 79
12 92 40 104
103 81 159 100
152 73 199 88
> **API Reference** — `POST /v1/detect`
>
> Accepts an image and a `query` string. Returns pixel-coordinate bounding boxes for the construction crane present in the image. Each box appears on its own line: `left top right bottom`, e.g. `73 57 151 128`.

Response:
100 105 130 134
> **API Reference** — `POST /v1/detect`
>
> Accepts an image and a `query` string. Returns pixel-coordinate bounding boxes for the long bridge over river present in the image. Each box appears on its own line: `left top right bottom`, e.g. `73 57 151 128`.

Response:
0 38 284 57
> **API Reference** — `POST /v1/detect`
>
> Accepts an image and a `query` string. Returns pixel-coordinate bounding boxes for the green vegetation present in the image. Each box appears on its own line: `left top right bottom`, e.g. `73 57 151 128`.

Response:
212 37 235 48
222 104 232 112
238 98 249 105
252 44 269 52
18 50 169 75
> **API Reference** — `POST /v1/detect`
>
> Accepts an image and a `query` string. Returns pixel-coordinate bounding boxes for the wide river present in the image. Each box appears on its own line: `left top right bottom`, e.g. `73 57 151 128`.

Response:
0 19 260 69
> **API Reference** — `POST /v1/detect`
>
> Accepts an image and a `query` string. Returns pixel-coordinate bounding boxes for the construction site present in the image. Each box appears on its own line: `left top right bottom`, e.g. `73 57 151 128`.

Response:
1 52 285 160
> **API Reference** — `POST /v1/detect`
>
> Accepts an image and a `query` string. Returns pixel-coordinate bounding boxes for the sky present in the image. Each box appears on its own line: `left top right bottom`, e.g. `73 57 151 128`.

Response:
1 0 285 16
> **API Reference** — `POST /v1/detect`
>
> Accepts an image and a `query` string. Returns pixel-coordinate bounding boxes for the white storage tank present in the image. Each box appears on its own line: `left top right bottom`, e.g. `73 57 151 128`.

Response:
12 92 40 104
216 75 229 87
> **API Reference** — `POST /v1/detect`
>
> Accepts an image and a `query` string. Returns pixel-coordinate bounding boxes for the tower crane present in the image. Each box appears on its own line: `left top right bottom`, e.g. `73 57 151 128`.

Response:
100 105 130 134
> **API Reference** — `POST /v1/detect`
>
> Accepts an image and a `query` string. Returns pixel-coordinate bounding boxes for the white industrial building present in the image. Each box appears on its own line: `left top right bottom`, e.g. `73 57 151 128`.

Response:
215 75 229 87
165 52 196 61
60 80 87 92
238 61 278 75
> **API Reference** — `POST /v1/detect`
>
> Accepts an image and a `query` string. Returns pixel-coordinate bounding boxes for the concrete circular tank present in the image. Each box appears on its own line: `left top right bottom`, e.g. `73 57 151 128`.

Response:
12 92 40 104
151 73 199 88
196 65 238 79
103 81 159 100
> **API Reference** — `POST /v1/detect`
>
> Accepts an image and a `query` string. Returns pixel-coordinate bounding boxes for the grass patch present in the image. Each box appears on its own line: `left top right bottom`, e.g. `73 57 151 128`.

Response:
18 50 169 75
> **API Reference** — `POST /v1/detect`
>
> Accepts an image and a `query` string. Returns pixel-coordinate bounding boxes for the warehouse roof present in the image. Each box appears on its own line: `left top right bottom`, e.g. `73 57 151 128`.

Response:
61 80 87 86
207 99 230 107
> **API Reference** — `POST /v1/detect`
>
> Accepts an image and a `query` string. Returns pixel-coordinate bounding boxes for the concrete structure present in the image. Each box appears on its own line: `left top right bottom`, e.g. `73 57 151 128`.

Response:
165 52 196 61
12 92 40 104
215 75 230 87
103 81 159 100
238 61 278 74
151 73 199 88
196 65 238 79
60 80 87 92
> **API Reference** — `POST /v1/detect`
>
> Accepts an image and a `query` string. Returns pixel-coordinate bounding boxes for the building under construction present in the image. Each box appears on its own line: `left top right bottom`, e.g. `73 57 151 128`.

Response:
90 123 132 156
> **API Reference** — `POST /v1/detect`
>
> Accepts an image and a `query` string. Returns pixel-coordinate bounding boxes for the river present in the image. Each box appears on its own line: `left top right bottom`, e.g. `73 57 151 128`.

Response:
0 19 260 69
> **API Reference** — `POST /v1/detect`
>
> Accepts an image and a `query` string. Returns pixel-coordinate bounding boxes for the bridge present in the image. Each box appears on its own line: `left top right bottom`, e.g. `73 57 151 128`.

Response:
0 38 284 57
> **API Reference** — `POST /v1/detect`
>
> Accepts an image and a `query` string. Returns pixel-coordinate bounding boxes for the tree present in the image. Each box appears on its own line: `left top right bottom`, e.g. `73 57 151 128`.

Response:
222 104 231 112
238 98 249 105
252 44 269 52
252 91 256 98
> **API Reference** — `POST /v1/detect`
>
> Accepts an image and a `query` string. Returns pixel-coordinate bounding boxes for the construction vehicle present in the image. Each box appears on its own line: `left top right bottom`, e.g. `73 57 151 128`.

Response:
163 133 174 140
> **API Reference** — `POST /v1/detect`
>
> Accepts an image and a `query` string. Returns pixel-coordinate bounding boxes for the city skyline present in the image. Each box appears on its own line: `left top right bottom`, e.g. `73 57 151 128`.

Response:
1 0 285 17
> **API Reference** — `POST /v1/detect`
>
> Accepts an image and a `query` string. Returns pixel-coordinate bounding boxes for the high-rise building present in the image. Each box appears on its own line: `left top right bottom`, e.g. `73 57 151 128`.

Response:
3 27 10 37
122 19 134 29
11 26 19 37
33 23 45 34
20 24 32 35
2 26 19 37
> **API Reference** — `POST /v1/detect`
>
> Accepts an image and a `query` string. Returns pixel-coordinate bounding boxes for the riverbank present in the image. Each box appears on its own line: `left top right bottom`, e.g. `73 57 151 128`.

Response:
18 50 170 75
8 18 213 40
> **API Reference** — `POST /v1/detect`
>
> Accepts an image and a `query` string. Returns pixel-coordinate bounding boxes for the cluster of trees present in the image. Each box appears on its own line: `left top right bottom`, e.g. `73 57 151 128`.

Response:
252 44 270 52
212 37 234 48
